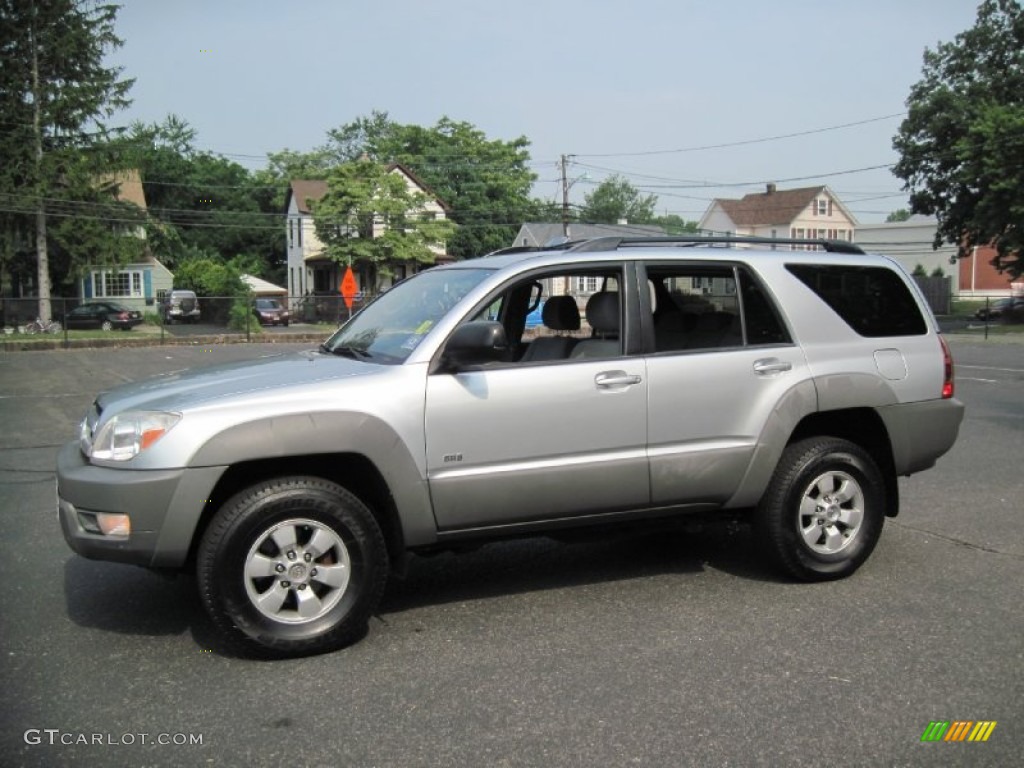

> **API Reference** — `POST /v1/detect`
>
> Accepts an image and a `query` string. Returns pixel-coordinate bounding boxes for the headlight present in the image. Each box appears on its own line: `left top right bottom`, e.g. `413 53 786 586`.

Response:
89 411 181 461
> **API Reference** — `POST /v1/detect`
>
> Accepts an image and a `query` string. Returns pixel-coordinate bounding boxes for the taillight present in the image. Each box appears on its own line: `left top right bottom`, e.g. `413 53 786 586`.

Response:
938 334 954 399
118 312 128 320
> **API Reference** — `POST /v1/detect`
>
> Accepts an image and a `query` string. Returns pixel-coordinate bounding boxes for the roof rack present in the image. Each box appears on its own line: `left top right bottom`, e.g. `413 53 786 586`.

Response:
567 235 865 255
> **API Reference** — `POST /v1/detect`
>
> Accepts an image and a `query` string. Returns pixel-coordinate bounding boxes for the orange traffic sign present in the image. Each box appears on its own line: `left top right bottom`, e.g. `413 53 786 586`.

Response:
340 266 358 309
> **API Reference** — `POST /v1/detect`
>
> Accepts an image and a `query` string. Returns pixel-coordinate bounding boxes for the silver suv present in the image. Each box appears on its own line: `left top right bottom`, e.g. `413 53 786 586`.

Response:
57 236 964 657
160 289 201 324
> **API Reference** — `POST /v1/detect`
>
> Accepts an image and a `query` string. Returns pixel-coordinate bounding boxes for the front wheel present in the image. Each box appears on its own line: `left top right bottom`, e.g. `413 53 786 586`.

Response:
757 437 885 581
197 476 389 657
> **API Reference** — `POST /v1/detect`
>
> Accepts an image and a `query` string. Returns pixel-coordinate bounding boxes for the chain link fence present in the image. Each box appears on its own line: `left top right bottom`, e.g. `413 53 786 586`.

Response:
1 293 376 347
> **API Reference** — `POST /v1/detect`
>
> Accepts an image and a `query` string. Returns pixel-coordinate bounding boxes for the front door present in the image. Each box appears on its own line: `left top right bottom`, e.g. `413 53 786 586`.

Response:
424 358 649 530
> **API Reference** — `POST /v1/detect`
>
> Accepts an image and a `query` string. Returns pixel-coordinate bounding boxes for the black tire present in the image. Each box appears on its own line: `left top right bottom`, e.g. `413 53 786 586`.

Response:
757 437 885 582
197 476 388 657
282 320 289 327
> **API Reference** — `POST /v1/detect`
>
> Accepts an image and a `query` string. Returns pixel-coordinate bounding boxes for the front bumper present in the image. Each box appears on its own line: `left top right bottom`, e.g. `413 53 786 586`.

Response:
56 441 223 568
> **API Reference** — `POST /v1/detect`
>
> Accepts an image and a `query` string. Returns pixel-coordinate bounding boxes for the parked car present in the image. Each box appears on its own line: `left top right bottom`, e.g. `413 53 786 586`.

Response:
159 290 201 324
58 234 964 658
974 297 1024 321
63 301 143 331
253 298 290 326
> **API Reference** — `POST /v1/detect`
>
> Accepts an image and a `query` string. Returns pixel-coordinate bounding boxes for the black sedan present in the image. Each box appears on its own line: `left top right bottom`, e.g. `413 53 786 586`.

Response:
975 297 1024 321
64 301 144 331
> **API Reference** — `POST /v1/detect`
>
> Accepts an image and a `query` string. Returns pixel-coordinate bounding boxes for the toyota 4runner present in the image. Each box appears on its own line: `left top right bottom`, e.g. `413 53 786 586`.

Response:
57 236 964 657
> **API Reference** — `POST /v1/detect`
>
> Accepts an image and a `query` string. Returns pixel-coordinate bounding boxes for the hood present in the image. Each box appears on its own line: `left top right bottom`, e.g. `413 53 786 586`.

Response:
95 349 382 415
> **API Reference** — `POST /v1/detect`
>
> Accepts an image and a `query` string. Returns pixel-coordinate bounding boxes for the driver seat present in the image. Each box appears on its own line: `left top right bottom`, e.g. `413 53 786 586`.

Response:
519 296 581 362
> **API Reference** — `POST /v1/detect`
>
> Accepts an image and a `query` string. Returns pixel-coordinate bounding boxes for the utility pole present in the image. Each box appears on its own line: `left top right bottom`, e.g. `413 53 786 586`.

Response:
560 154 574 238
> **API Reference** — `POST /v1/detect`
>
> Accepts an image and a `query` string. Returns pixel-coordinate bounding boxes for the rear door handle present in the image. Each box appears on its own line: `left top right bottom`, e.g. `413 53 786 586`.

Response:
595 371 642 388
753 358 792 375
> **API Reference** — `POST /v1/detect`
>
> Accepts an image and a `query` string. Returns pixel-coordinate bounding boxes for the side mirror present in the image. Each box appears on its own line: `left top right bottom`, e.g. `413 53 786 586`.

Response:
443 321 508 370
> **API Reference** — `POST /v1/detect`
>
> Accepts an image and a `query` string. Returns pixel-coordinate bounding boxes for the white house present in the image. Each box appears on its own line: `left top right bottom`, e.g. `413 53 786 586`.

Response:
284 164 450 301
699 184 857 248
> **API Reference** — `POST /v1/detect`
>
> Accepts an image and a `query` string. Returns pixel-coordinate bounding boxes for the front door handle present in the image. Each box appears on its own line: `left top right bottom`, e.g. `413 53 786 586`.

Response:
753 358 792 375
595 371 642 388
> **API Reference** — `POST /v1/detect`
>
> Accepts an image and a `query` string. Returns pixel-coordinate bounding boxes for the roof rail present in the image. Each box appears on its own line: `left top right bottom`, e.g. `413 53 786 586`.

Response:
567 234 865 255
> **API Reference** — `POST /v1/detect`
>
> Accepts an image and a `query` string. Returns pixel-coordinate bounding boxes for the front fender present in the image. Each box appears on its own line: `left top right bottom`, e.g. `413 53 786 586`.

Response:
189 412 436 547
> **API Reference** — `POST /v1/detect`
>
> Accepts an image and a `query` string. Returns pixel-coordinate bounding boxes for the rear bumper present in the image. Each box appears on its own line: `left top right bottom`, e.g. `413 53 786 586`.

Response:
877 398 965 475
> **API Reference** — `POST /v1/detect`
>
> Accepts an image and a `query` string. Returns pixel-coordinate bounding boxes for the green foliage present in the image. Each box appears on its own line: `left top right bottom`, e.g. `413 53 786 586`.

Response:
323 112 538 258
912 263 928 277
114 116 284 280
312 160 456 272
228 298 259 333
0 0 135 314
655 213 700 234
892 0 1024 277
886 209 912 223
930 265 946 278
579 176 658 225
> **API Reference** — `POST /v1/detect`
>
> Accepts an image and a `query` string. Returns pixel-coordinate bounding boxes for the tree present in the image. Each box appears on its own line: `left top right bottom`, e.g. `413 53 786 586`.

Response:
885 209 912 223
116 117 284 281
312 160 455 287
892 0 1024 277
655 213 700 235
578 175 658 225
324 112 538 258
0 0 134 320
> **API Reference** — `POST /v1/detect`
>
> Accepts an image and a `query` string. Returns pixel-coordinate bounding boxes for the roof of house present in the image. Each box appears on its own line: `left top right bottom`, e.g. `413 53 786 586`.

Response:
241 274 288 295
714 185 826 227
514 222 667 247
286 163 451 215
288 180 329 215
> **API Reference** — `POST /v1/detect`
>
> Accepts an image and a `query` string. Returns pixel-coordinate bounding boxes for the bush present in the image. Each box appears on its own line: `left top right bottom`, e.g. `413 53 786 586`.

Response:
228 298 259 332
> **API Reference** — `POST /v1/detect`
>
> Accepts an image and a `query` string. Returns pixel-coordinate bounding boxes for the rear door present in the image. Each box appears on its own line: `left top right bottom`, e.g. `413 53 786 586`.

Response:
642 262 814 506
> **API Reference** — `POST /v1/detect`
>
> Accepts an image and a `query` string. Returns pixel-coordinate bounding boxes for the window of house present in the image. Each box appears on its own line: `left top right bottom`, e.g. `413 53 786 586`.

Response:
288 220 294 247
297 218 303 247
817 199 828 216
575 275 599 294
92 269 143 298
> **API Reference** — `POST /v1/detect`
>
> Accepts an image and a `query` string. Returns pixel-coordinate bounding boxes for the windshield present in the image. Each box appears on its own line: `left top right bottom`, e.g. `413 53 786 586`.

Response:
322 268 493 363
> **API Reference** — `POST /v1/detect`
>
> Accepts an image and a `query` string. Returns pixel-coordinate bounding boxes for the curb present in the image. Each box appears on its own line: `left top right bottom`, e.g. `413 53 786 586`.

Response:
1 332 329 353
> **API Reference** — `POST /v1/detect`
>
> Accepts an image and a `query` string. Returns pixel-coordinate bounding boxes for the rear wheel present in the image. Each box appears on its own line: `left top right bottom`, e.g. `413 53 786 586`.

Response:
197 476 388 657
757 437 885 581
100 320 113 331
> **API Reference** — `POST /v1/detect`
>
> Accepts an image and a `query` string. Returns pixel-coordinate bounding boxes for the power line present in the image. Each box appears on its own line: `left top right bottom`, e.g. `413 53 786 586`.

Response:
574 113 906 158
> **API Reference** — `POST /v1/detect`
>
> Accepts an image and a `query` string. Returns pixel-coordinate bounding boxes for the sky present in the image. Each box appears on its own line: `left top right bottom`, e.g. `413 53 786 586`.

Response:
107 0 981 224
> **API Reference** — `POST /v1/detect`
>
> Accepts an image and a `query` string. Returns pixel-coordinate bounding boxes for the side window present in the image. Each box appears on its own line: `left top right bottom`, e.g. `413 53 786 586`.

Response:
472 268 624 363
786 264 927 337
648 266 741 352
739 268 791 345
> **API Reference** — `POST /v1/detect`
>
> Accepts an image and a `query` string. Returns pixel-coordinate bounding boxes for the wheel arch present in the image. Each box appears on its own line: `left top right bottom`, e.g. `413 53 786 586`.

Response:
188 453 407 571
788 408 899 517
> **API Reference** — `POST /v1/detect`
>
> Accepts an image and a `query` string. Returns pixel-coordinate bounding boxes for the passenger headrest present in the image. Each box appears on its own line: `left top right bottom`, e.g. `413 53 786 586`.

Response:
585 292 619 334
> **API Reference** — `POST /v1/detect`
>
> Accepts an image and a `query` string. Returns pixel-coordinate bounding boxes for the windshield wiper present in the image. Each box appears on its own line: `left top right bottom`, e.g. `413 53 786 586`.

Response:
322 343 373 360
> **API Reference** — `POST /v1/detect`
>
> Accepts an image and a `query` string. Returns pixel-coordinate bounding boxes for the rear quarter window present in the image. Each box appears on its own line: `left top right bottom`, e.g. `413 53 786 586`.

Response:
786 263 927 337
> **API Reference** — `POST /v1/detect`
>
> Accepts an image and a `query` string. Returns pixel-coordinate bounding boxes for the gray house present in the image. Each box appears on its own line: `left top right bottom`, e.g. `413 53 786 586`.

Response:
512 222 667 248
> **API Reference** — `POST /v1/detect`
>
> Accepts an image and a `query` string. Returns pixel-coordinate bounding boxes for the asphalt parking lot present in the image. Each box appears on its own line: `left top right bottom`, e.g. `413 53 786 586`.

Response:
0 338 1021 767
